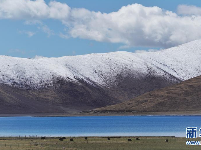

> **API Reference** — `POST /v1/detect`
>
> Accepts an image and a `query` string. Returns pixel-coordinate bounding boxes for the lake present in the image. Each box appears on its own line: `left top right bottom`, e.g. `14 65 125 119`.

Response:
0 115 200 137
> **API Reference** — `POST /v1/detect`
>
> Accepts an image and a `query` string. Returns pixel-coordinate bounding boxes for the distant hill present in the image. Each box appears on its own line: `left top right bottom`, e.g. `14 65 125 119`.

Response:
93 75 201 114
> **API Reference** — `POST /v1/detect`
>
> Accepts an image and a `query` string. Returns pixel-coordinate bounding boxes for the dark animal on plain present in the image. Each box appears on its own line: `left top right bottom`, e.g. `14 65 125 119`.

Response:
85 137 88 140
70 138 74 141
128 139 132 141
59 137 66 141
41 137 45 140
136 137 140 140
165 139 168 142
108 137 110 140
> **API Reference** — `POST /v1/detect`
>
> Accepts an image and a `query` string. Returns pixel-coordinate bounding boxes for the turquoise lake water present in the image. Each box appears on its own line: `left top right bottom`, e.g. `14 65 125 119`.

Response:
0 116 201 137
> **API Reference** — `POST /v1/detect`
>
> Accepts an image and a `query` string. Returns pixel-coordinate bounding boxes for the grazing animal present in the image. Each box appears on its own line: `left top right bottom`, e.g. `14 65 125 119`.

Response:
165 139 168 142
59 137 66 141
85 137 88 140
128 139 132 141
70 138 74 141
108 137 110 140
41 137 45 140
136 137 140 140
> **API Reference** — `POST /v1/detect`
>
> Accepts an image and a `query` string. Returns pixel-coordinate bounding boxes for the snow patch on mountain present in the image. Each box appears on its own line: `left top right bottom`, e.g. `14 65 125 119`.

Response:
137 39 201 80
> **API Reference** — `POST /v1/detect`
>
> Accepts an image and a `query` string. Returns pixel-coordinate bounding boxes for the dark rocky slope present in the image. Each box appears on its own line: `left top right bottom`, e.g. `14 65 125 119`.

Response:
93 75 201 114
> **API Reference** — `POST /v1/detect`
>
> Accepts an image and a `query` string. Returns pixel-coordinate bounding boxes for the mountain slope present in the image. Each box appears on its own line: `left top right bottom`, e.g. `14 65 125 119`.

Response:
0 79 118 114
93 75 201 114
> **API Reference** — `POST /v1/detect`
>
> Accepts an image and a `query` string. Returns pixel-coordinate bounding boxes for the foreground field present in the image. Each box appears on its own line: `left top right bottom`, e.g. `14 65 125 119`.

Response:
0 136 200 150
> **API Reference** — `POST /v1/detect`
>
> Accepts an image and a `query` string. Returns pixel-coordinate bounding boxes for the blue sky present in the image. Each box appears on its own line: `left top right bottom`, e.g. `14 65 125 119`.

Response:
1 0 201 58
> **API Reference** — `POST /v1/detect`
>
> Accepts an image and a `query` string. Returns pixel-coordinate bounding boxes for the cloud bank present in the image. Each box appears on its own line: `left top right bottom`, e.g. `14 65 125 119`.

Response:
1 0 201 48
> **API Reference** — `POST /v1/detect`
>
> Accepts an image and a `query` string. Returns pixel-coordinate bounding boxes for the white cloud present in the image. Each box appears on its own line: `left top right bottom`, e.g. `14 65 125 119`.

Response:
19 30 35 37
38 24 54 37
1 1 201 48
118 45 131 50
26 31 35 37
177 5 201 15
0 0 70 19
59 33 69 39
24 20 54 37
65 4 201 48
24 20 43 25
48 1 70 20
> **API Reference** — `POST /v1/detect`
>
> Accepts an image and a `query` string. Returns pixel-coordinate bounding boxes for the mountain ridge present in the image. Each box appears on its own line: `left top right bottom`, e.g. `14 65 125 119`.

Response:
3 39 201 89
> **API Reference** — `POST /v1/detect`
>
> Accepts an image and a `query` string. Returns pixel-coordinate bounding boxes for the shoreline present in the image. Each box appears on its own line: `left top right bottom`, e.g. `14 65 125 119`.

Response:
0 111 201 117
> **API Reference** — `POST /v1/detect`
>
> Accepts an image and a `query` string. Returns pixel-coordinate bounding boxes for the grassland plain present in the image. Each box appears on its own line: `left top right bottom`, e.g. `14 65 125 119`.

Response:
0 136 200 150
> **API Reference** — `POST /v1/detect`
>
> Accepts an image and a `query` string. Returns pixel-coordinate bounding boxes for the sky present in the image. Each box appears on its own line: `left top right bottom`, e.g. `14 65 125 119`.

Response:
1 0 201 58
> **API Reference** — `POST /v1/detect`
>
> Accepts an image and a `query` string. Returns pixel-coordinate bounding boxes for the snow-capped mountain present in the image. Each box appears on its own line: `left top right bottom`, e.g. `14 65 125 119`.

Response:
1 39 201 89
0 40 201 115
